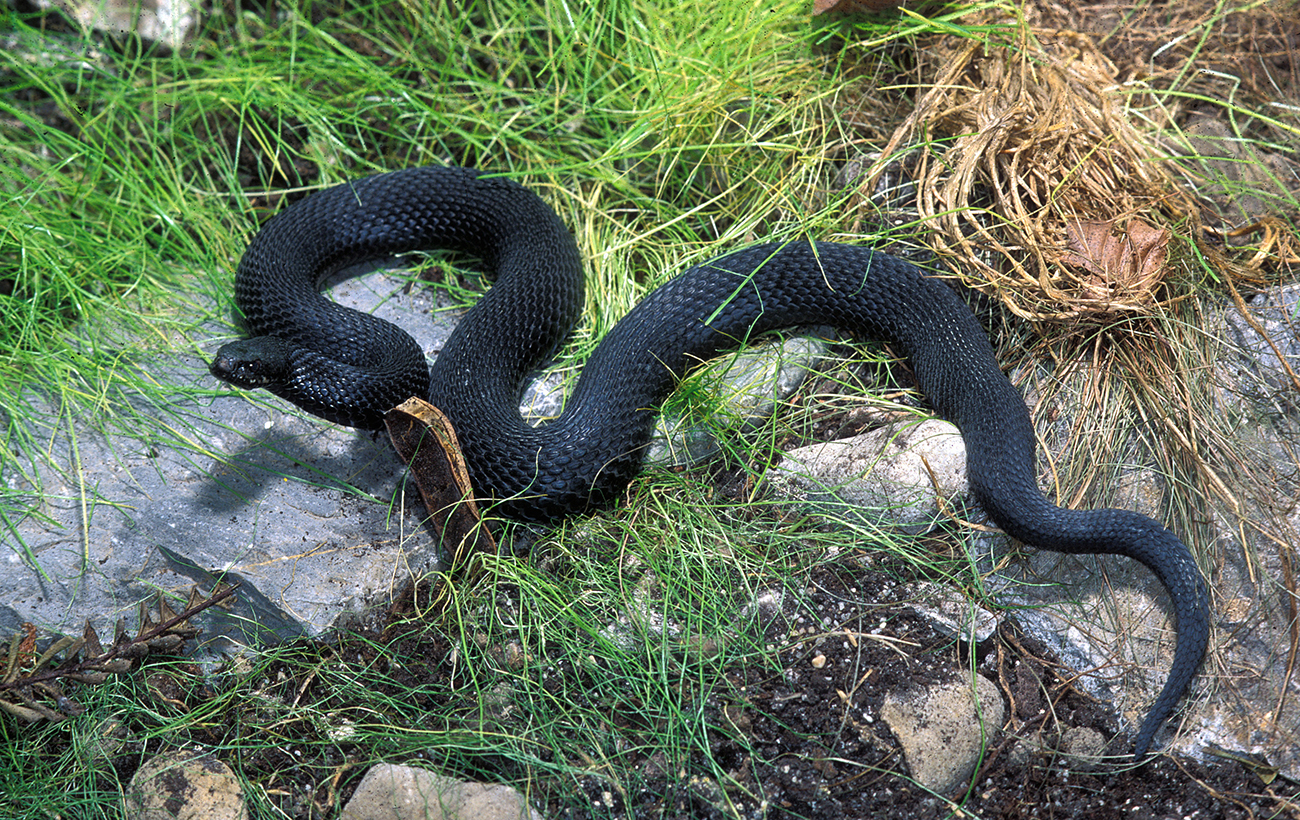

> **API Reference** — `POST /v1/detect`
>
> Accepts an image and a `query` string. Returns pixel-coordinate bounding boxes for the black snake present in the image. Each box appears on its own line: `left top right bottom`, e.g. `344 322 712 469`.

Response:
209 165 1208 758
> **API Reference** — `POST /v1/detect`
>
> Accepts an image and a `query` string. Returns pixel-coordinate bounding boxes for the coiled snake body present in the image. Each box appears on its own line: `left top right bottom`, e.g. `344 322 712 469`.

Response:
210 166 1208 758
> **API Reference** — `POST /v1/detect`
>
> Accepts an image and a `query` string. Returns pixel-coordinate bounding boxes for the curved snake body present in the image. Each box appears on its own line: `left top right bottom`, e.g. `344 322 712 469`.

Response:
210 166 1208 757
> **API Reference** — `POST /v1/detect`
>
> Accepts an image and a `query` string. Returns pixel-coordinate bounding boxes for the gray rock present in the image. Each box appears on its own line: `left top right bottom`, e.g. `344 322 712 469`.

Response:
1 272 446 648
644 333 830 467
29 0 199 51
880 675 1006 794
339 764 543 820
991 281 1300 771
907 582 999 645
125 751 247 820
769 418 967 534
1224 281 1300 402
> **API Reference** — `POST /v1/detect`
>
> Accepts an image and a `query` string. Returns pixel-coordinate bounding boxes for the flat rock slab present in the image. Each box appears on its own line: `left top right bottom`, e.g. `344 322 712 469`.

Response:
0 272 824 650
2 273 446 648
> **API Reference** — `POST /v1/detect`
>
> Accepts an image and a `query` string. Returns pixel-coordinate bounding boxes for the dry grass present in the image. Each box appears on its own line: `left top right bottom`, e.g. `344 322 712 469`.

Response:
832 3 1299 517
858 24 1291 323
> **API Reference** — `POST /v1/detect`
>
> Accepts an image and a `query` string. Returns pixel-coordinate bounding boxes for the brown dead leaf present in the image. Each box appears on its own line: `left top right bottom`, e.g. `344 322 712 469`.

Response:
1063 218 1169 304
82 620 103 658
5 623 38 681
385 397 497 569
18 624 36 653
386 397 500 616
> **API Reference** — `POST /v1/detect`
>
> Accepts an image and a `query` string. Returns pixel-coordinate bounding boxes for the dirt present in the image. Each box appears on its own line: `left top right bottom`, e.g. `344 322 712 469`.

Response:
81 533 1292 819
310 549 1286 820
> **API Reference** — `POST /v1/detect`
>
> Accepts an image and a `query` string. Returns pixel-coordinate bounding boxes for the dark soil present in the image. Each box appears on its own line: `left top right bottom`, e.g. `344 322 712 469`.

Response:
94 533 1291 820
324 550 1286 820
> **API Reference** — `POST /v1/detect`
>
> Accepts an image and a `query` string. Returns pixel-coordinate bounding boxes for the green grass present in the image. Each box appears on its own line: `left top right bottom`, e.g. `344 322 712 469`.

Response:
0 0 1022 556
0 0 842 498
2 0 1299 818
0 0 997 556
0 473 978 819
0 1 992 816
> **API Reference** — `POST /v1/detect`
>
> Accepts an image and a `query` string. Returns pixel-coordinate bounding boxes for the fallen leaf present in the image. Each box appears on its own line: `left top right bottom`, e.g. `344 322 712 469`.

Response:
1063 217 1169 303
385 397 497 570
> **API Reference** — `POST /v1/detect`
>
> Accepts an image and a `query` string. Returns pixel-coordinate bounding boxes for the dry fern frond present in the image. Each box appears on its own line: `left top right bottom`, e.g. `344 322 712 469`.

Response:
0 584 237 723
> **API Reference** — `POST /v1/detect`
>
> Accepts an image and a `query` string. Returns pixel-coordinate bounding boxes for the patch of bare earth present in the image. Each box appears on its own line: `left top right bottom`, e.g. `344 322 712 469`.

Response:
353 551 1286 820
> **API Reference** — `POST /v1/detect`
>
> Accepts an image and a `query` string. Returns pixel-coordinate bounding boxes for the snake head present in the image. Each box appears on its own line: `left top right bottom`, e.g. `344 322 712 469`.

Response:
210 337 294 388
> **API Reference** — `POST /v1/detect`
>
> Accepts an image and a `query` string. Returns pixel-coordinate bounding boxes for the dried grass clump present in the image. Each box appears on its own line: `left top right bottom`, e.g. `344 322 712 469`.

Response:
862 30 1208 323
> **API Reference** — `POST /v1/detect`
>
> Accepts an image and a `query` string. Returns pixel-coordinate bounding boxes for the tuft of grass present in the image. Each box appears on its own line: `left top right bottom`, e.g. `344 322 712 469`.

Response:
0 0 841 483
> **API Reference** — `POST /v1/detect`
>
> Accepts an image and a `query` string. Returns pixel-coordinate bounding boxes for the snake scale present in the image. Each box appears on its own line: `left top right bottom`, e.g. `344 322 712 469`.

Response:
209 166 1208 758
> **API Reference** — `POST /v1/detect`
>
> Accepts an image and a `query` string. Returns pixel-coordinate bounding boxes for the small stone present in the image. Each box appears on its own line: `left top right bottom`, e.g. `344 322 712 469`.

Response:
880 675 1006 794
1058 726 1108 771
645 334 829 467
339 763 543 820
770 418 967 534
908 582 999 645
125 750 247 820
